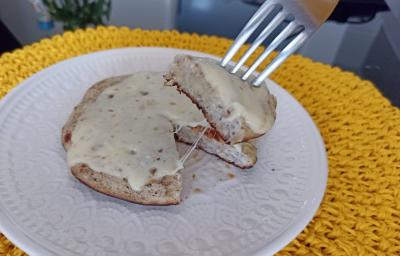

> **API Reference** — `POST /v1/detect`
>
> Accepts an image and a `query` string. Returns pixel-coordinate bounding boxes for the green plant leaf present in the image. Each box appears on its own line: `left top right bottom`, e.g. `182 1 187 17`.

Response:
43 0 112 30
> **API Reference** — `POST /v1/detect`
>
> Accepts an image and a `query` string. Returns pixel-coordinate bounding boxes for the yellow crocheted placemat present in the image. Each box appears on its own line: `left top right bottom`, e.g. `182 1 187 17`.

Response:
0 27 399 256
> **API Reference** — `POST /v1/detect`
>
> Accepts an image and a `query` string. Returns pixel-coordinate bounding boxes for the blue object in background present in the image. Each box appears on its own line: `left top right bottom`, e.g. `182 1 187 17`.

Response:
38 20 54 30
28 0 54 31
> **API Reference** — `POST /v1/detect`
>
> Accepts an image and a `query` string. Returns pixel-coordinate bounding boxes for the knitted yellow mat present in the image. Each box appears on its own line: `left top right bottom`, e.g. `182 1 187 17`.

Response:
0 27 399 256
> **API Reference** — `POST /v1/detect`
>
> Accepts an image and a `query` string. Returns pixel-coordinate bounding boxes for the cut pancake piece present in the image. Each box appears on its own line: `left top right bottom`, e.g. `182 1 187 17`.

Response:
176 126 257 168
62 73 205 205
165 55 277 144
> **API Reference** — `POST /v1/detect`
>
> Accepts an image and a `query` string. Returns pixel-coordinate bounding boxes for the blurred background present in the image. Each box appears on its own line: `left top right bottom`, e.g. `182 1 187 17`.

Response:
0 0 399 106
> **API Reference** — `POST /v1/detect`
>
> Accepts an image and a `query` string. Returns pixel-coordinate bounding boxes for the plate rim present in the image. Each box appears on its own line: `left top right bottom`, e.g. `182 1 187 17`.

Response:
0 47 328 256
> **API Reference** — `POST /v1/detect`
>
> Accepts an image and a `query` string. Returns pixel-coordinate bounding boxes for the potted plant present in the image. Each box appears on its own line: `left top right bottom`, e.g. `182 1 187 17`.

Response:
43 0 112 31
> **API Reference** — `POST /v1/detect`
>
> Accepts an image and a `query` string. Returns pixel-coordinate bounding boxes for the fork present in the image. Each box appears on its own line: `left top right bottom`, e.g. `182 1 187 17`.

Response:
221 0 339 86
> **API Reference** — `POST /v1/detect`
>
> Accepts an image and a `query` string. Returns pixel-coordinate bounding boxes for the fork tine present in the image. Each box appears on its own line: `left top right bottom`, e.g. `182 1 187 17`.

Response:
252 31 308 86
230 10 288 74
220 2 276 67
241 21 297 80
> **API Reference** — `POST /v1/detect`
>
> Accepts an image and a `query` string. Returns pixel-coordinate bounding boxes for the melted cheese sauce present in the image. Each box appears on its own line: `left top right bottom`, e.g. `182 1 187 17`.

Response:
67 72 204 191
196 58 275 134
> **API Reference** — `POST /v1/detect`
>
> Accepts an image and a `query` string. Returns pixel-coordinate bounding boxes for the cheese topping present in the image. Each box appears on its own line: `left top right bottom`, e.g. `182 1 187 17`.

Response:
196 57 275 134
67 72 204 191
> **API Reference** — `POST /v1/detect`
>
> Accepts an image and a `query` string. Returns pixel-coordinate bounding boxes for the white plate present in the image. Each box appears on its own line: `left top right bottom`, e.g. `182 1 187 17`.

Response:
0 48 327 256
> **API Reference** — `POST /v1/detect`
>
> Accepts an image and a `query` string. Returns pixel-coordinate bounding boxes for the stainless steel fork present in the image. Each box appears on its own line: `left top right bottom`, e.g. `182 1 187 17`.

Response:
221 0 339 86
